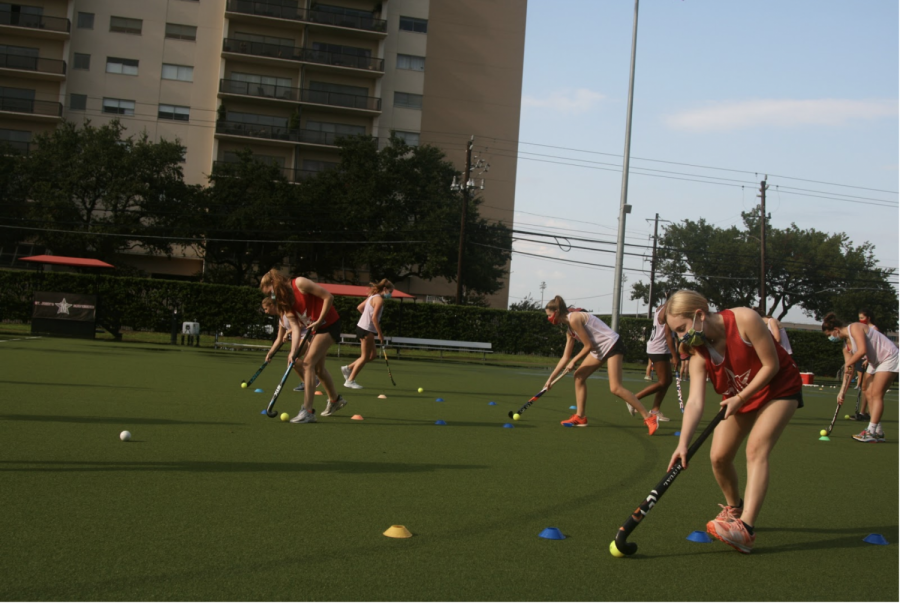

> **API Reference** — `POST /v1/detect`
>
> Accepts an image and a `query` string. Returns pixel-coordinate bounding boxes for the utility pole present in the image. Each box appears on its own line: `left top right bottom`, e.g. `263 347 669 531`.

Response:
610 0 640 332
539 281 547 306
759 178 768 315
647 213 659 319
452 136 476 305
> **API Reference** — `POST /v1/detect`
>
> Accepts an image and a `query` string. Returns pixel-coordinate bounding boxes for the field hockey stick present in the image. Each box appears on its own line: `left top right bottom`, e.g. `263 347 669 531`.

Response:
242 341 285 387
265 328 315 418
674 368 684 413
508 369 570 419
611 407 727 557
381 343 396 386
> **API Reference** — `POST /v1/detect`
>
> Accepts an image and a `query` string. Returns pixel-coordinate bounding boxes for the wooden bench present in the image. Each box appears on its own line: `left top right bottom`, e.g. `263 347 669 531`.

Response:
387 336 492 362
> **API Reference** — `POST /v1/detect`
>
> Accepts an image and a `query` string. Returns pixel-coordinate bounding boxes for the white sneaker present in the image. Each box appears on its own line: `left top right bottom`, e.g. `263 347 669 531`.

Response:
344 380 363 390
340 366 351 380
651 409 670 422
289 409 316 424
627 402 636 416
320 395 348 417
293 383 305 392
643 376 653 381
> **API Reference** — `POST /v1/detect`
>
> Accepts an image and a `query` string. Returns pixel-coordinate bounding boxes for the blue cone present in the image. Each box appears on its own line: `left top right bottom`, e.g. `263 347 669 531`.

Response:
686 530 712 543
562 422 574 427
254 388 264 393
538 527 565 540
260 409 267 415
503 423 514 428
863 533 889 545
488 401 497 406
435 398 444 402
435 420 446 426
674 431 681 436
569 405 577 410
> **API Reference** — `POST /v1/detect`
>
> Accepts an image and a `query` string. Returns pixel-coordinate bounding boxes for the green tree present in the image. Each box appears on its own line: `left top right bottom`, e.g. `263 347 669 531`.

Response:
0 148 29 254
509 294 542 311
21 120 195 267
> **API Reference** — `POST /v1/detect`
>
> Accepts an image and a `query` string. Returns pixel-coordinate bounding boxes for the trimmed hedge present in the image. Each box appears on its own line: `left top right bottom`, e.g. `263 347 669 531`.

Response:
0 270 843 373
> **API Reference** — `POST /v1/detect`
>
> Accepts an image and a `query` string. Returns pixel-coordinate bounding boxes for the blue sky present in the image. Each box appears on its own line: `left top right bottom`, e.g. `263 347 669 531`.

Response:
507 0 899 322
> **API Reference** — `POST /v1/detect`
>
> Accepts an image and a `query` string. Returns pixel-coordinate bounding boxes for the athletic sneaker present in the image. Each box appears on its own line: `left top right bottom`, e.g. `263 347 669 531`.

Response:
340 365 351 380
320 395 348 417
650 409 670 422
627 402 636 417
344 380 363 390
713 503 743 522
643 375 653 381
853 430 880 443
707 517 755 554
289 408 316 424
293 377 320 392
643 413 659 436
561 413 588 427
874 430 886 442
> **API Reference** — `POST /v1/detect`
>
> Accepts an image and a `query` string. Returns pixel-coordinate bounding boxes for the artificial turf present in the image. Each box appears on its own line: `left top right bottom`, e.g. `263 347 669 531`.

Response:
0 335 897 601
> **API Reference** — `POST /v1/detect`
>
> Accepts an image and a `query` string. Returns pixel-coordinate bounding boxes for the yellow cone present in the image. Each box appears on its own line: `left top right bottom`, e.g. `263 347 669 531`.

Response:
383 525 412 538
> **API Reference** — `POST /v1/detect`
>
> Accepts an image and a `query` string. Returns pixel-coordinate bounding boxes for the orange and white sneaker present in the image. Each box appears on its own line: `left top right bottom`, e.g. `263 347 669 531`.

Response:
643 413 659 435
561 413 588 427
706 517 755 554
713 503 743 522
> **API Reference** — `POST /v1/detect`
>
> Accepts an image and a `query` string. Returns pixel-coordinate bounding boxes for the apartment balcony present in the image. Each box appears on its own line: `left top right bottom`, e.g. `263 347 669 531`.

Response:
224 0 386 38
0 52 66 81
0 96 63 122
222 38 383 76
215 119 364 150
218 78 381 114
212 160 332 183
0 9 70 40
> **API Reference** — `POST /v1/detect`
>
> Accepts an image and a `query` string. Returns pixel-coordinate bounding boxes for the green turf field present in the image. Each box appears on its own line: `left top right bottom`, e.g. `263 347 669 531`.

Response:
1 336 897 601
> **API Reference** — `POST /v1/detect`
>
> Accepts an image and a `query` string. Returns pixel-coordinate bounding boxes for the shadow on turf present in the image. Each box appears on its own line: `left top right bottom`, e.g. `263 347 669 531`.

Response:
0 414 239 426
0 380 149 390
0 459 489 474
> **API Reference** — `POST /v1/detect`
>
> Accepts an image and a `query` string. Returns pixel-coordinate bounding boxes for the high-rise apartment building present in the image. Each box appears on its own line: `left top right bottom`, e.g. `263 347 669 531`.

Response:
0 0 526 307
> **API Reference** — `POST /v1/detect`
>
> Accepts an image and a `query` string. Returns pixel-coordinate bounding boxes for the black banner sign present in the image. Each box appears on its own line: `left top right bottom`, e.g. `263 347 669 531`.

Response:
32 292 97 322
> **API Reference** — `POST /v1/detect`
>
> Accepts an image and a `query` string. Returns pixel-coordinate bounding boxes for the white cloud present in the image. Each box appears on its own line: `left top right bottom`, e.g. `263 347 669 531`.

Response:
522 89 606 115
664 99 898 132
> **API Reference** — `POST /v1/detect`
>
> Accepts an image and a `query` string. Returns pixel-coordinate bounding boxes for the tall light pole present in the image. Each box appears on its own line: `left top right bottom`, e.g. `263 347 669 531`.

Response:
610 0 640 332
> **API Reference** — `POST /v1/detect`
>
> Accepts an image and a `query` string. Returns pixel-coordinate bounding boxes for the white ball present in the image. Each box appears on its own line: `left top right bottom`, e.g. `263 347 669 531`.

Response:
120 430 131 442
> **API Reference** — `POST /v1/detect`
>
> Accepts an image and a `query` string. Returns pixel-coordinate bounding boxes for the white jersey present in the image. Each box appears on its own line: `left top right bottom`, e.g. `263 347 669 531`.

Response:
281 313 307 338
357 294 384 334
849 323 898 370
646 306 669 355
766 319 793 355
568 312 619 359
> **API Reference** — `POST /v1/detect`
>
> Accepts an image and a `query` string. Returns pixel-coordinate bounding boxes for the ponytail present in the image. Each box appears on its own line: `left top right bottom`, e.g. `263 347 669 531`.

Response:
369 278 394 296
821 312 844 332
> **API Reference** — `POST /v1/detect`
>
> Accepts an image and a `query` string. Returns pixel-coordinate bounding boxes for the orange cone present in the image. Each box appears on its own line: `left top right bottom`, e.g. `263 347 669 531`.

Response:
351 414 364 420
314 390 323 396
377 394 387 399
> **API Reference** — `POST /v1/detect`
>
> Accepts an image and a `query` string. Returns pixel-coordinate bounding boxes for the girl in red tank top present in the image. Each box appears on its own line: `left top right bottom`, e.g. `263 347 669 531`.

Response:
260 269 347 423
665 290 802 555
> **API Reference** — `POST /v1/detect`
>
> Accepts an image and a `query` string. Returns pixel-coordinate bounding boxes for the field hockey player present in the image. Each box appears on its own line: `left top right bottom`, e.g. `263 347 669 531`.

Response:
261 297 317 392
544 296 659 434
341 279 393 389
634 292 678 422
666 290 803 554
260 270 348 423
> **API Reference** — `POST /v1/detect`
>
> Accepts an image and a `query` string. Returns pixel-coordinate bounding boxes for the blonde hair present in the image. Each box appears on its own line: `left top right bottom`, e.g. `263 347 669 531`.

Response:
259 269 294 316
665 290 710 356
369 278 394 296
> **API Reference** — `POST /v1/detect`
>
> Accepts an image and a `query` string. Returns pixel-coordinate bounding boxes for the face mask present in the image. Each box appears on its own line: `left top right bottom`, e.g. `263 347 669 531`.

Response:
828 335 842 343
270 293 276 300
680 313 706 347
859 318 869 324
548 313 560 326
383 292 392 299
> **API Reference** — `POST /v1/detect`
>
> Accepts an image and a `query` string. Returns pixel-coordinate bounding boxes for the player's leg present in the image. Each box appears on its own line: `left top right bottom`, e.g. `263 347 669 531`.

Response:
571 353 601 418
347 331 374 384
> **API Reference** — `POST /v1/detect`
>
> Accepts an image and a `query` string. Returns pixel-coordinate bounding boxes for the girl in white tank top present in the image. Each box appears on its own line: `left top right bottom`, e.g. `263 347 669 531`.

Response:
635 303 678 420
543 295 660 435
341 279 394 389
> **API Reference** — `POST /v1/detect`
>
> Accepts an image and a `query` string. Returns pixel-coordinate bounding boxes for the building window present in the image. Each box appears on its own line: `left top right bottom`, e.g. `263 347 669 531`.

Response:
399 16 427 33
162 64 193 82
301 159 338 172
0 128 32 153
165 23 197 41
394 92 422 110
223 151 284 167
393 131 419 146
106 57 139 75
396 54 425 72
235 31 295 48
76 12 94 29
102 98 135 116
69 93 87 110
73 53 90 70
110 16 142 35
158 104 190 121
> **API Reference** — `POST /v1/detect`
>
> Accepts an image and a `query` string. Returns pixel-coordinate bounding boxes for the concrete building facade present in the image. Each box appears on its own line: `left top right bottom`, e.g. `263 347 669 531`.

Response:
0 0 526 306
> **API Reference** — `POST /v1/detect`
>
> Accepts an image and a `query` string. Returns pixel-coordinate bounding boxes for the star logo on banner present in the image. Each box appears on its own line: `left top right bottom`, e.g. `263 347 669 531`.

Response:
55 298 72 315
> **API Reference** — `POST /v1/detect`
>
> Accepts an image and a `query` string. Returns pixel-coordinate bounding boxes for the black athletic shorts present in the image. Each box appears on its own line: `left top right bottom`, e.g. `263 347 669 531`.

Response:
601 337 626 362
356 326 376 340
647 352 671 363
781 389 804 409
318 318 342 343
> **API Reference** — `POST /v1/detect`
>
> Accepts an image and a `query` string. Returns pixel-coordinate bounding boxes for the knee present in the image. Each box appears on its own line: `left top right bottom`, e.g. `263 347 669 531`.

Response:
744 441 768 466
610 384 629 399
709 449 732 472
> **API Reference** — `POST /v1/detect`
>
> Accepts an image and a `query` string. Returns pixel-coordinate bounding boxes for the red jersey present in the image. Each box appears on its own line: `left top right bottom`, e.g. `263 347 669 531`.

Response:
290 279 339 328
695 310 802 414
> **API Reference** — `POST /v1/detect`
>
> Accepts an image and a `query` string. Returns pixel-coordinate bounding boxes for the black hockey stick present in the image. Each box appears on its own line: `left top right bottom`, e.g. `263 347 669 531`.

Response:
507 369 569 419
265 328 315 418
